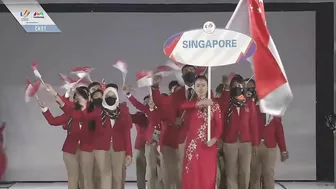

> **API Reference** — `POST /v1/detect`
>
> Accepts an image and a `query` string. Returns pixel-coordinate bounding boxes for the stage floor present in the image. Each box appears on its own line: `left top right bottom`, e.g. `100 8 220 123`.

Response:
0 182 333 189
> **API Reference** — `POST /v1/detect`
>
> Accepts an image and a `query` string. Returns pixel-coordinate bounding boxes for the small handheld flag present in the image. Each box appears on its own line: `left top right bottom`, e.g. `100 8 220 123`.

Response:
155 65 172 77
113 61 128 86
71 66 94 82
25 78 41 102
31 61 45 85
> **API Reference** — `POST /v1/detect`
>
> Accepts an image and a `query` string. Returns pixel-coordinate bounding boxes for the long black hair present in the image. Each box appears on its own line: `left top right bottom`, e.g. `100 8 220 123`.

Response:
87 89 103 132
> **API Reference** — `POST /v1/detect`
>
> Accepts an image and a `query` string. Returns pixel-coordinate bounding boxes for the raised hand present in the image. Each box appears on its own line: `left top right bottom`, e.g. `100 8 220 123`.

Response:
44 84 57 96
37 99 46 108
122 86 130 94
152 75 162 87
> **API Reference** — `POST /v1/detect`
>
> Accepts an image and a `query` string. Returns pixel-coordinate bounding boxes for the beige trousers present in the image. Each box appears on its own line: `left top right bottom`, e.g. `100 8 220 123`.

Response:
223 141 252 189
93 160 100 189
136 148 146 189
145 144 160 189
176 141 186 189
161 146 179 189
249 142 277 189
109 147 126 189
216 141 226 189
79 151 95 189
63 151 81 189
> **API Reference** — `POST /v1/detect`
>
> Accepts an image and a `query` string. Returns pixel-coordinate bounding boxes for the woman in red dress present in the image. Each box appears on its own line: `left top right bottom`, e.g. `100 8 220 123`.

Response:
180 75 223 189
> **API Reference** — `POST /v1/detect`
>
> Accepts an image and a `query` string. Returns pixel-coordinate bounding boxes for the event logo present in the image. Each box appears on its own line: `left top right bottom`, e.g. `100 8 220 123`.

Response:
20 10 30 17
20 10 30 21
33 11 44 18
203 21 216 34
163 21 256 67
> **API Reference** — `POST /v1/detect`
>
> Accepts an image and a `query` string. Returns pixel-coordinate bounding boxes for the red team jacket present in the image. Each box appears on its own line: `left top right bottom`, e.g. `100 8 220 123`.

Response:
128 95 177 149
256 106 287 151
221 99 259 146
73 103 133 156
152 86 190 144
131 111 148 150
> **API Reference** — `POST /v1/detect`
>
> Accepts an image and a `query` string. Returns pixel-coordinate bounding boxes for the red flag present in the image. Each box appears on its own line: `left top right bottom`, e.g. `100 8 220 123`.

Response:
226 0 293 116
113 61 128 74
59 73 77 84
136 70 153 88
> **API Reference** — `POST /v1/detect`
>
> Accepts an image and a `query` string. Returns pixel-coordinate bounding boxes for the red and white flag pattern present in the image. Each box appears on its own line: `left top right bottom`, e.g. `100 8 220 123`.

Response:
113 61 128 85
101 79 106 90
25 78 41 102
31 61 45 84
154 65 172 77
226 0 293 116
71 66 93 82
136 70 153 88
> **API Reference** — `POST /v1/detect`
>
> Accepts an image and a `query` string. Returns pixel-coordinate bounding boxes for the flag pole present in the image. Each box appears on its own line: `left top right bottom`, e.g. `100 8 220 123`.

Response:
207 66 211 142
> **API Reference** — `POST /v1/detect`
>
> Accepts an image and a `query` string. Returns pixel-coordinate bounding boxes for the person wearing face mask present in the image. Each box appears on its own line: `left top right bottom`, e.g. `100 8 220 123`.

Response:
88 82 102 96
96 83 132 189
41 85 91 189
244 79 288 189
151 65 197 189
123 85 175 189
178 75 223 189
221 74 259 189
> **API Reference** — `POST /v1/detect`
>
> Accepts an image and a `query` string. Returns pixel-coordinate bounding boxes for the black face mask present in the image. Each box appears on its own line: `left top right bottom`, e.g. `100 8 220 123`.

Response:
182 72 196 84
245 88 256 98
105 97 117 106
74 102 82 110
92 98 103 107
230 87 244 97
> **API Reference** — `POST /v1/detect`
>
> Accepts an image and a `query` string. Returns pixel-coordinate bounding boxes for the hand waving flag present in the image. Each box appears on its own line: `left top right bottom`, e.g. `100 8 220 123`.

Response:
113 61 128 86
154 65 172 77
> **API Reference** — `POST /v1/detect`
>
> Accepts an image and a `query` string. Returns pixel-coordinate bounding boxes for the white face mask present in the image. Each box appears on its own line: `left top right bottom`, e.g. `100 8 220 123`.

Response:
102 87 119 111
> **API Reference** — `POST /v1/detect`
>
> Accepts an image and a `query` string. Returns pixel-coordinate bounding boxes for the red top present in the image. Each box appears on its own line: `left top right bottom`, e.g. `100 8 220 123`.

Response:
128 95 178 149
221 99 259 146
256 106 287 152
131 112 148 150
72 103 133 156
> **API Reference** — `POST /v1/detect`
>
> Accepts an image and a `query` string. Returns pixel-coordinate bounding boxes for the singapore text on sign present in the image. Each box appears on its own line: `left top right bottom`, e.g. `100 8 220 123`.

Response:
163 26 256 67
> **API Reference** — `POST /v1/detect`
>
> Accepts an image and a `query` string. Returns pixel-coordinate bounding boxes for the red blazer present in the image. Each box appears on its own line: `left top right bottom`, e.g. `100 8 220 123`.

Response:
215 90 230 113
131 112 148 150
221 99 259 146
81 104 133 156
61 102 94 152
152 86 189 144
128 95 178 149
256 107 287 152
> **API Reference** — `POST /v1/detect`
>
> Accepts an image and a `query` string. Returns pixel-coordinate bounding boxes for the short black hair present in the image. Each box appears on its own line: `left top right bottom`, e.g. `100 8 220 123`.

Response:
90 89 103 99
75 86 89 100
216 84 224 93
230 74 244 88
105 83 118 91
182 65 196 72
88 82 101 90
161 93 168 96
143 95 150 101
168 80 180 91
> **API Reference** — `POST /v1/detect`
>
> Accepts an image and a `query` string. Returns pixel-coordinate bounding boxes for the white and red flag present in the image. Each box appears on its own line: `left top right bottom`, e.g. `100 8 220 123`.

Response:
113 61 128 85
31 61 45 84
25 78 41 102
101 79 106 90
154 65 172 77
226 0 293 116
136 70 153 88
71 66 94 82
